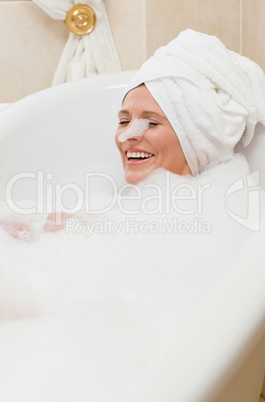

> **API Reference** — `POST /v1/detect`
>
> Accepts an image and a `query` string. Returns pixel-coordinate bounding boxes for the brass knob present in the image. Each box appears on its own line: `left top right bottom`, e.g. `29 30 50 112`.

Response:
65 4 96 36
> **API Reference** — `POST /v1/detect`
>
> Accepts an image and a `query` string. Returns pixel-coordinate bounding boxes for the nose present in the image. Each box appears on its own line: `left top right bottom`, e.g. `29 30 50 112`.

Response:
118 119 150 143
126 133 143 141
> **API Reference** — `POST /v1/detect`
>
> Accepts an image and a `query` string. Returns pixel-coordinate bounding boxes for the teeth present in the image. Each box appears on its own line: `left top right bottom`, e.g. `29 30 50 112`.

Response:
127 151 153 159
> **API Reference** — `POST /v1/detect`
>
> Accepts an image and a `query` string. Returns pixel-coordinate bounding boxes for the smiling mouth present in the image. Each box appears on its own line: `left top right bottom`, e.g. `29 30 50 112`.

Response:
126 151 154 161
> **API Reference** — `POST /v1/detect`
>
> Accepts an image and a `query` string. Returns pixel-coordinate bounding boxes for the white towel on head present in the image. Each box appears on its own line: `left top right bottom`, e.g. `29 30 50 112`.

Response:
124 29 265 175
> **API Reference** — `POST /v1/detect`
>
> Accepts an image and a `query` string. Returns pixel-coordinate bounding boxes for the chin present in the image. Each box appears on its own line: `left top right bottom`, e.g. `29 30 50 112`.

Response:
125 170 148 184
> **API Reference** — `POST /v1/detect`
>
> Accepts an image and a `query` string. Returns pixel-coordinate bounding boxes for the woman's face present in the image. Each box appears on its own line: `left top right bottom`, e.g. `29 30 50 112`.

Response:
115 84 191 184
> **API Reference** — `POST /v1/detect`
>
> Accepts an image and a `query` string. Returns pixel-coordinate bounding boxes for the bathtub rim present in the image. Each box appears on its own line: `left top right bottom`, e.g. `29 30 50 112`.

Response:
0 70 138 121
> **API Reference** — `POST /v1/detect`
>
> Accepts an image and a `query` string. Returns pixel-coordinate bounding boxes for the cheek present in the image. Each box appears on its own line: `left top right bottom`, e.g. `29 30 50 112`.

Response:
115 130 121 150
166 138 186 164
147 130 178 155
147 130 187 171
115 130 126 168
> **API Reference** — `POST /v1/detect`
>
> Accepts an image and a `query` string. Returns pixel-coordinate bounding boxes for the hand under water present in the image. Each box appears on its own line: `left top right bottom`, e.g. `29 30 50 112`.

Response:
0 212 71 240
43 213 71 232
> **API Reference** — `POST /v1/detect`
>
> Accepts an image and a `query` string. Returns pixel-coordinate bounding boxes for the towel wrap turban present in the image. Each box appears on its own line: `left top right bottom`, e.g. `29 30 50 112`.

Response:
124 29 265 176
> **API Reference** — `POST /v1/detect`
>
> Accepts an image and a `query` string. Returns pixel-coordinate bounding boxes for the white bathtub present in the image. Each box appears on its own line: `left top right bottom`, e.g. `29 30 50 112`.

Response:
0 71 265 402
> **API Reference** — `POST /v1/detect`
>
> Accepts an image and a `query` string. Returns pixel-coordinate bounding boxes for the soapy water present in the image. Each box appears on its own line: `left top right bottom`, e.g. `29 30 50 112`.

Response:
0 154 260 320
0 154 263 401
118 119 150 142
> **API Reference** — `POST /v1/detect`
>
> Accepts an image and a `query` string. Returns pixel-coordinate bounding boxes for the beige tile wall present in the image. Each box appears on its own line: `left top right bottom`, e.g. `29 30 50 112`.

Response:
104 0 146 70
145 0 241 57
0 0 264 103
242 0 265 72
0 1 68 102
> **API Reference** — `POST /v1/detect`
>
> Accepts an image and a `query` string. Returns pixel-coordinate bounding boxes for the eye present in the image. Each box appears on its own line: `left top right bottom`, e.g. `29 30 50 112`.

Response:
149 122 159 126
118 121 130 125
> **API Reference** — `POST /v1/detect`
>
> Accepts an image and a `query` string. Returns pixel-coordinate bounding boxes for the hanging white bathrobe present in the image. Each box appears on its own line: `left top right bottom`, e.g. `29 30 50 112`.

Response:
32 0 122 85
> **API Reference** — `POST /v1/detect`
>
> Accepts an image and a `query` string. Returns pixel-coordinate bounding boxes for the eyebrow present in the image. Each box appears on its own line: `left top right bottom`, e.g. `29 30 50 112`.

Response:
118 109 166 119
118 109 130 116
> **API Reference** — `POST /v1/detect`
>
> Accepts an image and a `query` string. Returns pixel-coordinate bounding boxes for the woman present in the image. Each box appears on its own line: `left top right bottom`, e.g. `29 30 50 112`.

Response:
2 29 265 237
115 28 265 180
115 83 192 184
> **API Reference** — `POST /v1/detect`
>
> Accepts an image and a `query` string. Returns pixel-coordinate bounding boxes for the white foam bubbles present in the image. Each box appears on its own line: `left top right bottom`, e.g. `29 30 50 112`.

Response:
0 154 258 321
0 154 263 401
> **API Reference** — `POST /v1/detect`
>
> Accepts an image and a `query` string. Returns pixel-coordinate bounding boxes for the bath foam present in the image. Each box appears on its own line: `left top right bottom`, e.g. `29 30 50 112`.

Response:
118 119 150 142
0 154 264 401
0 153 261 320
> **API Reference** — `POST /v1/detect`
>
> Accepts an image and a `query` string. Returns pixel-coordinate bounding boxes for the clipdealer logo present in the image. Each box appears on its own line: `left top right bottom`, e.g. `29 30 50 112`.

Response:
5 170 212 217
225 170 260 231
65 216 211 237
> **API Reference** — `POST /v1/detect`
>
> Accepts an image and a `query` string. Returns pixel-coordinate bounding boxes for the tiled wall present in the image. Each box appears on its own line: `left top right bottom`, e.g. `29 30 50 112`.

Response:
0 1 68 102
0 0 265 103
145 0 240 56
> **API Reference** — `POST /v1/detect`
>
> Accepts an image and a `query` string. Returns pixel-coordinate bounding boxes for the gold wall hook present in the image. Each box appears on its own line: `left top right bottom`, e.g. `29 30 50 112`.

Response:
65 4 96 36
